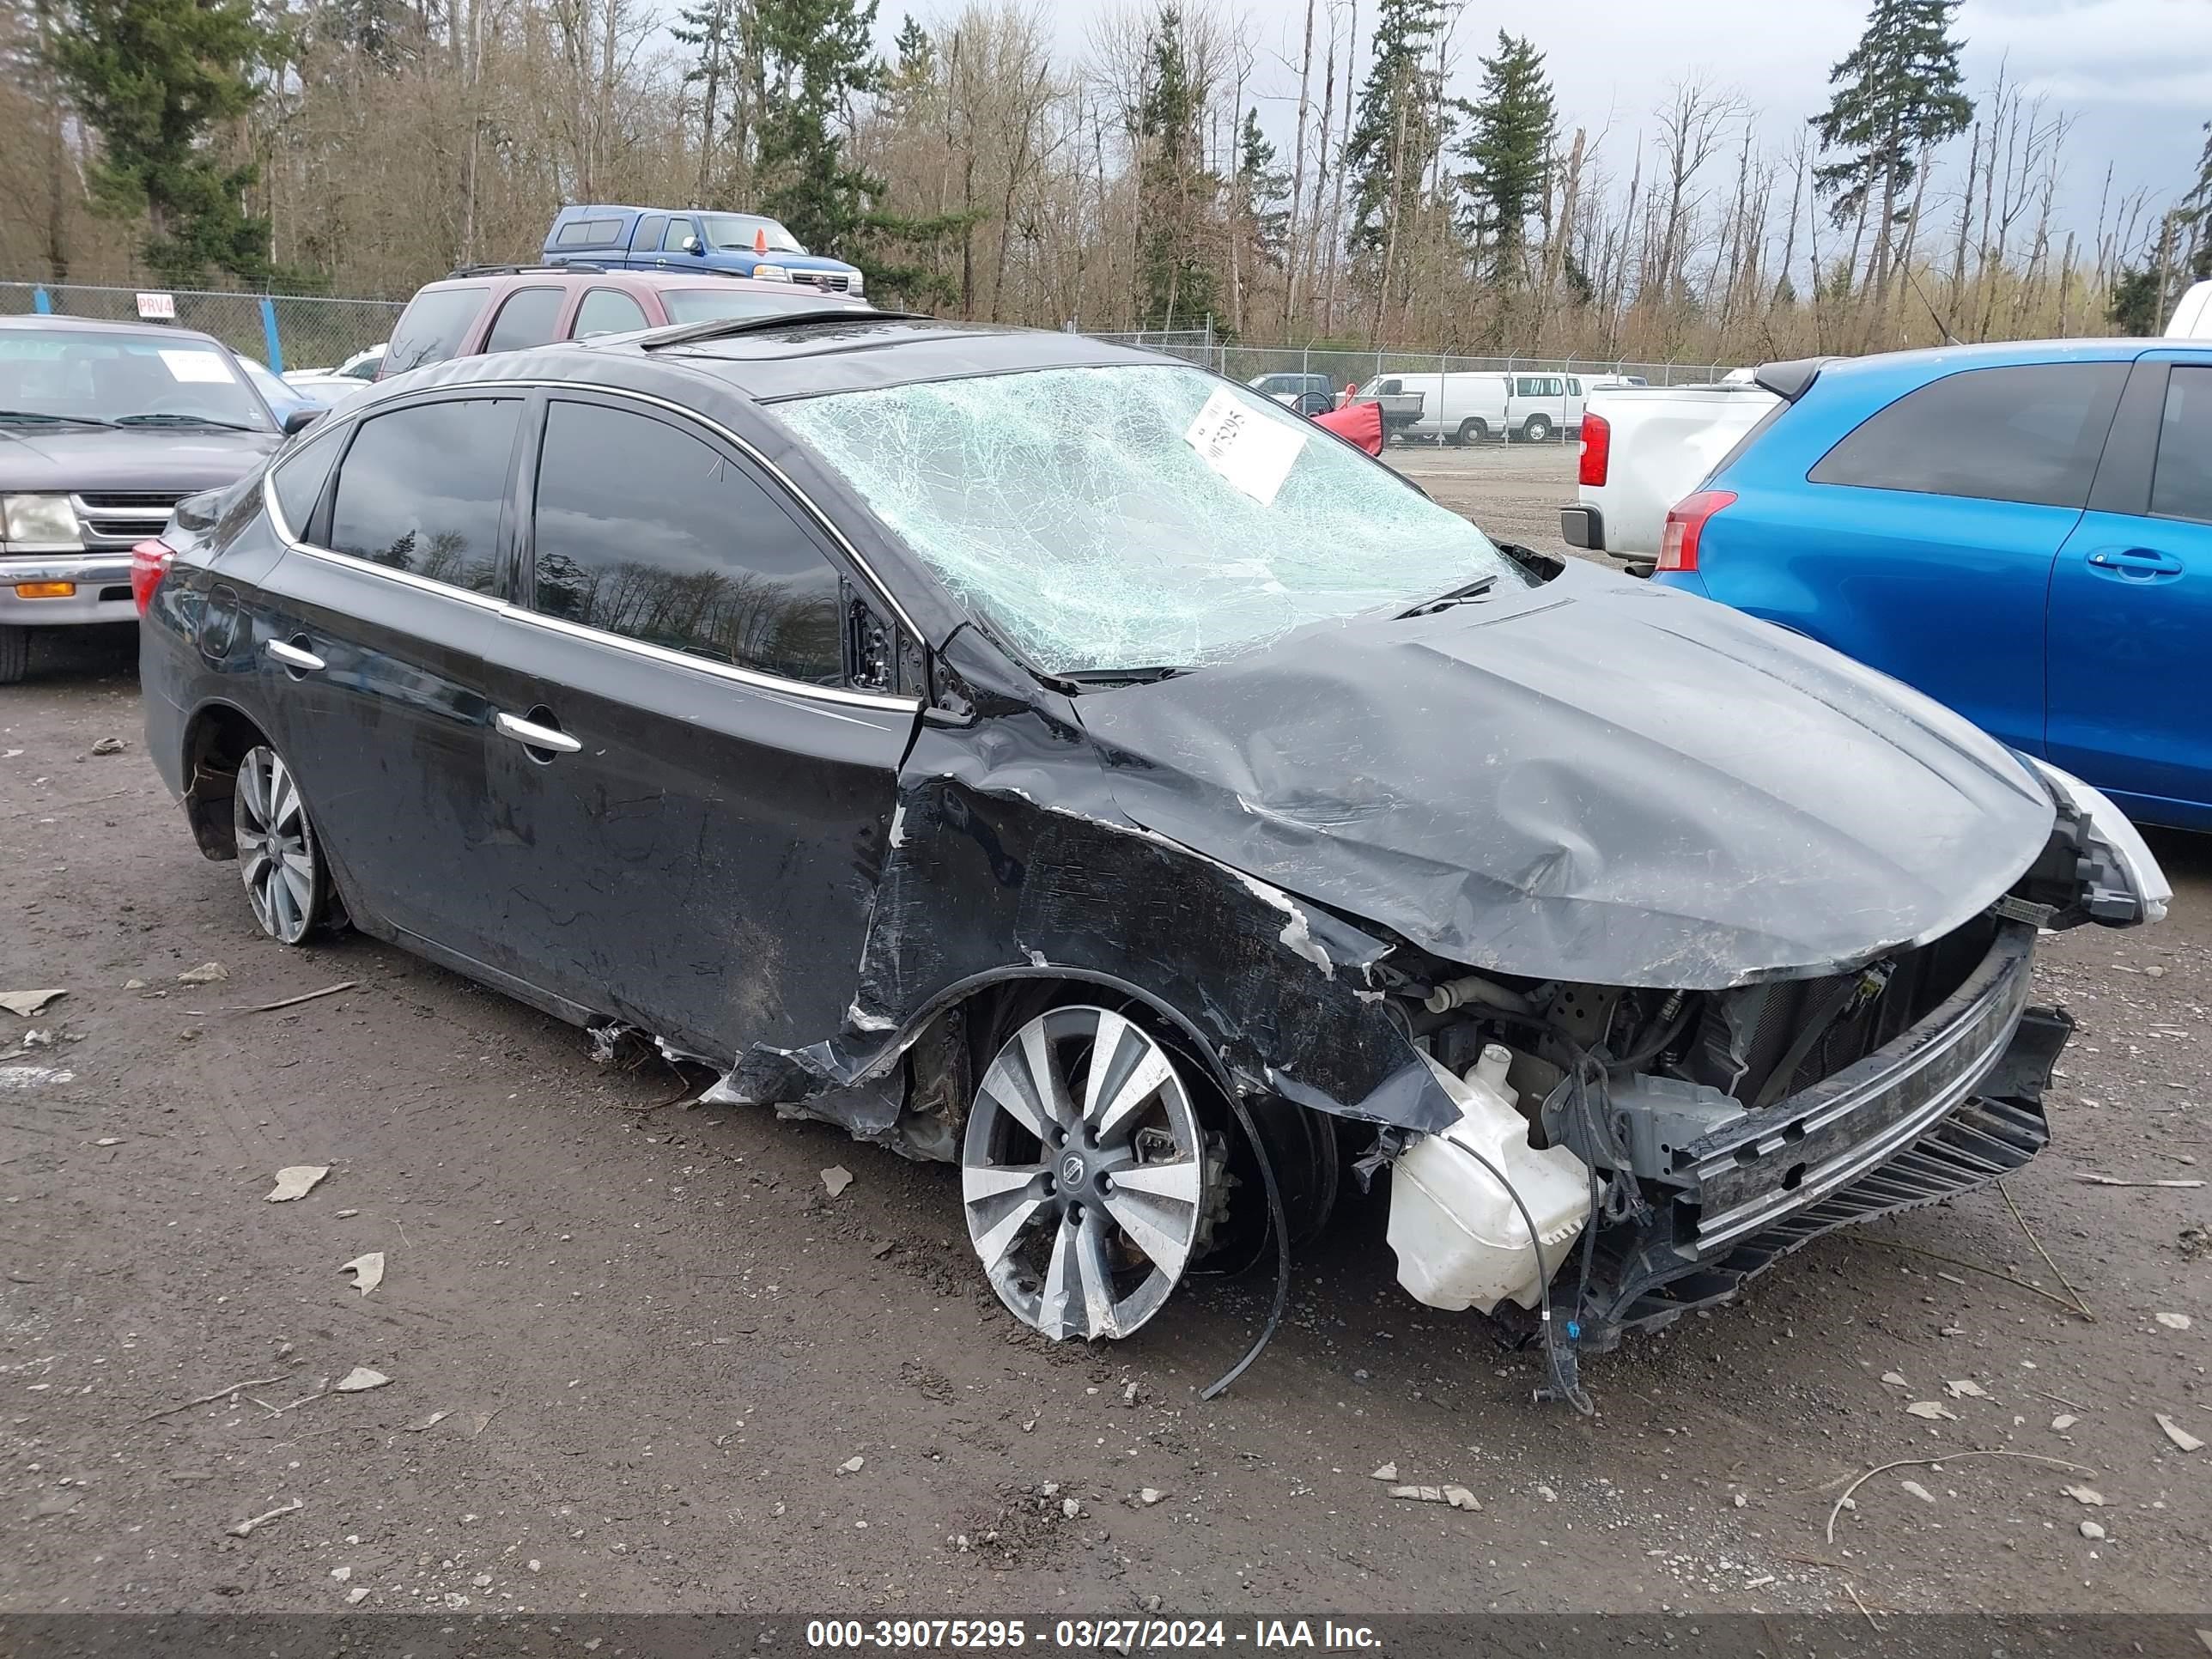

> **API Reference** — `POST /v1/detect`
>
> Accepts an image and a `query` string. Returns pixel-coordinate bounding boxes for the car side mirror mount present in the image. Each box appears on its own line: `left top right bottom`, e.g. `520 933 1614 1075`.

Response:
682 235 702 255
282 408 321 436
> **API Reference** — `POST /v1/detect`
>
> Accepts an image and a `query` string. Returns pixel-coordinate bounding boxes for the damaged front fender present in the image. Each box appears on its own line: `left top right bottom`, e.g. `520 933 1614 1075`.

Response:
712 630 1460 1156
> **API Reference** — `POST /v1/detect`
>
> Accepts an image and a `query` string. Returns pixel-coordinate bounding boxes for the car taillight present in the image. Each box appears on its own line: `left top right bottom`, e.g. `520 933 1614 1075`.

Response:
131 538 176 616
1657 490 1735 574
1577 411 1610 487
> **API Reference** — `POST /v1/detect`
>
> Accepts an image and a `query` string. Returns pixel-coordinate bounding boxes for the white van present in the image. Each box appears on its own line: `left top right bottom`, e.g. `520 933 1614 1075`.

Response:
1354 371 1584 443
2166 279 2212 339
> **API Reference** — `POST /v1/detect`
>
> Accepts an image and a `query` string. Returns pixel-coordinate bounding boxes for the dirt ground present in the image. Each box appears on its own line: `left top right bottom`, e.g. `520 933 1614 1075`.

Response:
1389 441 1587 558
3 589 2209 1619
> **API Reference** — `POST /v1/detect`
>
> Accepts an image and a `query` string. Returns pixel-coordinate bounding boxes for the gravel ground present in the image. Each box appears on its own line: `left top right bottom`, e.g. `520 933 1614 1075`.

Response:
1389 442 1586 558
2 603 2208 1619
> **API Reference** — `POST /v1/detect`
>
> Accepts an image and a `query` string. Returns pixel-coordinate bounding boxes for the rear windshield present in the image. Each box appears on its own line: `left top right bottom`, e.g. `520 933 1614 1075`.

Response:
555 217 625 249
385 286 487 375
779 363 1529 675
659 288 854 326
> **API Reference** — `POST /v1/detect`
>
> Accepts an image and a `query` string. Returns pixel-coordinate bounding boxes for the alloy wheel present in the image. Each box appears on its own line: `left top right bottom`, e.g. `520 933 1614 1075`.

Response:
234 744 324 945
962 1005 1211 1340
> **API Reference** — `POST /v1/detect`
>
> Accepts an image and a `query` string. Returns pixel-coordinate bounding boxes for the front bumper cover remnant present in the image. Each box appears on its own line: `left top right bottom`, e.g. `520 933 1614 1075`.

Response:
1542 921 2065 1348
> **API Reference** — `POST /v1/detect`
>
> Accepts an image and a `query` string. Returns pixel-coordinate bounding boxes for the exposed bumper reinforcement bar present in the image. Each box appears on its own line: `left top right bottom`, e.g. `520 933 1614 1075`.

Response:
1503 921 2068 1349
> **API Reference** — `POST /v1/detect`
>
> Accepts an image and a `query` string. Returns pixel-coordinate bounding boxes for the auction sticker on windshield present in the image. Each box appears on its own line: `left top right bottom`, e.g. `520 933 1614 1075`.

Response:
1183 386 1304 506
158 349 234 384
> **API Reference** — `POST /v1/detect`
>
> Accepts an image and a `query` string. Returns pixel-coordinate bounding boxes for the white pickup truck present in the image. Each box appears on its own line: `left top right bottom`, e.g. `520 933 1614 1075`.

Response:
1558 379 1779 560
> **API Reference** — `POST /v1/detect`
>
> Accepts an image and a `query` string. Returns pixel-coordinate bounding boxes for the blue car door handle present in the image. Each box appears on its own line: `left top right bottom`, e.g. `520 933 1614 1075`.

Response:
2085 546 2185 579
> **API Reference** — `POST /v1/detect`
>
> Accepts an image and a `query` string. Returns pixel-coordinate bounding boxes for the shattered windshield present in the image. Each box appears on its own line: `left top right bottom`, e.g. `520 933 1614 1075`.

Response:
777 364 1529 674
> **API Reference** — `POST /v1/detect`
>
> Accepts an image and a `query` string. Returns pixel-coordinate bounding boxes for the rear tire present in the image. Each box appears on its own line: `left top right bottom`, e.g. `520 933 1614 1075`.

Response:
0 626 27 685
1455 417 1488 446
233 743 331 946
1522 414 1554 443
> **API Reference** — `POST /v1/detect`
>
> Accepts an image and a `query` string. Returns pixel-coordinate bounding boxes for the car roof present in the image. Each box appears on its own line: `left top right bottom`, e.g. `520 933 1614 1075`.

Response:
0 313 228 348
1808 337 2183 385
414 269 845 300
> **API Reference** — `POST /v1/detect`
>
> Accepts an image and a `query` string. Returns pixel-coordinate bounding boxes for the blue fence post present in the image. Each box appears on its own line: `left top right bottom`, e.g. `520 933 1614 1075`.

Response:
259 296 283 373
32 287 52 313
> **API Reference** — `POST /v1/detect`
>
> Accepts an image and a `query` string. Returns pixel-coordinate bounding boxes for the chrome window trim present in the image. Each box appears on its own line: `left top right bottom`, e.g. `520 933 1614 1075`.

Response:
260 385 922 713
499 605 914 716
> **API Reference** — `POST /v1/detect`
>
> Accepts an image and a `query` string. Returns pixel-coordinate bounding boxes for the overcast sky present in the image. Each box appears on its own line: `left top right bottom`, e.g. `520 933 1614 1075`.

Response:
947 0 2210 249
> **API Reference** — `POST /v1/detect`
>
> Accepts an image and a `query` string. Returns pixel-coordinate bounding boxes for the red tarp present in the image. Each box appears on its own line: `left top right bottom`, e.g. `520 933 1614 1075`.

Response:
1312 398 1382 456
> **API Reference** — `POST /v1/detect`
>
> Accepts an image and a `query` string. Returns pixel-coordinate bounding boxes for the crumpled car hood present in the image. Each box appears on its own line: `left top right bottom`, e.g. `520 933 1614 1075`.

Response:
1079 561 2057 989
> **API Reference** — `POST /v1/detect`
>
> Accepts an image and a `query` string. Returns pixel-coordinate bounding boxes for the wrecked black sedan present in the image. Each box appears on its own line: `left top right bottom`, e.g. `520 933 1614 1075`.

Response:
139 314 2168 1394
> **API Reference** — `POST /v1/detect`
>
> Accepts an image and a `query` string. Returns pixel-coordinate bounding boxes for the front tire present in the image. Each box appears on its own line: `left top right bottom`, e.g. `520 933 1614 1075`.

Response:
1522 414 1554 442
0 626 27 685
233 744 330 945
961 1005 1213 1341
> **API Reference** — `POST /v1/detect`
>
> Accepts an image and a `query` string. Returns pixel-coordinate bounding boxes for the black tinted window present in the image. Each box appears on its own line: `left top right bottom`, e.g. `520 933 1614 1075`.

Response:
574 289 649 337
483 287 563 353
2152 367 2212 526
529 399 842 684
330 399 520 594
1811 362 2129 508
269 428 341 538
385 286 487 374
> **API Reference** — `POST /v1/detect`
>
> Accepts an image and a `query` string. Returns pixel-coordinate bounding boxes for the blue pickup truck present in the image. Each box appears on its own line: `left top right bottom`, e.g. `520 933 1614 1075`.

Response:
542 206 863 296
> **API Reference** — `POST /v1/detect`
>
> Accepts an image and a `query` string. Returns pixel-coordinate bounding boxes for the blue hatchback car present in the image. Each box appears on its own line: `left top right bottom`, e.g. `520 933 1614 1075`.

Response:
1655 340 2212 830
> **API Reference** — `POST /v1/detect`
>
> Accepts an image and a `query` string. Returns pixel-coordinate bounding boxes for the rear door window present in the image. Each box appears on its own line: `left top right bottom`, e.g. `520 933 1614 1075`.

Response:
630 215 666 252
269 426 343 539
2150 366 2212 526
483 287 564 354
526 398 843 684
329 398 523 595
573 289 651 337
384 286 487 374
1810 362 2130 509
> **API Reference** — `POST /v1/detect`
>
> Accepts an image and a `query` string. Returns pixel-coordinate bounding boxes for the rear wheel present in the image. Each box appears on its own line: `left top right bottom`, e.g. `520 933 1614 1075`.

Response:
1455 416 1488 446
961 1005 1216 1340
233 744 330 945
0 626 27 685
1521 414 1554 443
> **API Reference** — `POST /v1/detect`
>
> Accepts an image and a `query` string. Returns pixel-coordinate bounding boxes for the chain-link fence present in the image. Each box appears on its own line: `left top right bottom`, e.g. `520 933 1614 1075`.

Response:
3 283 1741 437
0 282 404 374
1086 327 1745 446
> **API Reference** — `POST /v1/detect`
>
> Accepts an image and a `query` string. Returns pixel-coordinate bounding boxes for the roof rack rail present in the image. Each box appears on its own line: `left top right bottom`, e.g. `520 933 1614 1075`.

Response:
639 307 920 352
444 262 605 279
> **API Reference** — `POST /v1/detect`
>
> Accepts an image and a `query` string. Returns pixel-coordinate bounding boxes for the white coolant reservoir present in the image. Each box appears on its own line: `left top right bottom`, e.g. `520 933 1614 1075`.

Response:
1387 1044 1592 1313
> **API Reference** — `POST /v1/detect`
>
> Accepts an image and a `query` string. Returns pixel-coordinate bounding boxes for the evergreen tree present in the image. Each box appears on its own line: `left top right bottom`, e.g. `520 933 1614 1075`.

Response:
1342 0 1451 332
1455 32 1554 287
1809 0 1973 298
674 0 743 197
1237 108 1290 270
2176 118 2212 283
753 0 881 255
2107 264 2166 335
1134 6 1219 330
890 13 933 83
52 0 274 286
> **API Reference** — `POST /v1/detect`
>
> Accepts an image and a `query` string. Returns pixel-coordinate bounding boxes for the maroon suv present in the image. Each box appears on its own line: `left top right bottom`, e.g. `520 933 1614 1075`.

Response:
378 265 870 380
